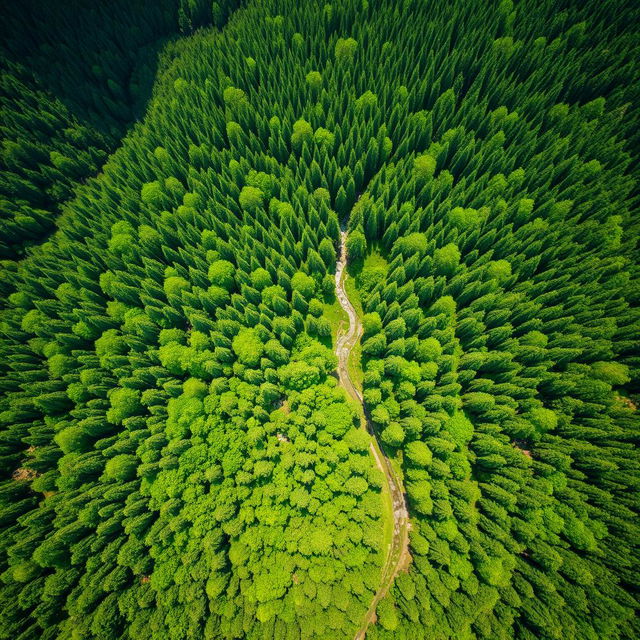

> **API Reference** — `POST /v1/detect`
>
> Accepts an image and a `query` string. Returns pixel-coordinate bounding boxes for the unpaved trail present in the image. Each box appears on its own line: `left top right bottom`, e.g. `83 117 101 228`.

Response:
334 231 411 640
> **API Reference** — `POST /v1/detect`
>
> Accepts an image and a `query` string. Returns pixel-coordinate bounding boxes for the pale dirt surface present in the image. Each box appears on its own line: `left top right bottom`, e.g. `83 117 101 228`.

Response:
334 232 411 640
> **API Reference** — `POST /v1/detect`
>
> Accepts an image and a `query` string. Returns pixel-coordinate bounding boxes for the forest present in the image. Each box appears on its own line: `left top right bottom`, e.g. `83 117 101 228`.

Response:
0 0 638 639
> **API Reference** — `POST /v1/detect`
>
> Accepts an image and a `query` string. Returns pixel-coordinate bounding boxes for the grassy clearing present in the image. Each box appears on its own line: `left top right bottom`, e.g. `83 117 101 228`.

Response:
343 275 364 392
362 249 389 273
323 297 348 349
388 450 406 491
379 457 395 559
344 274 363 316
348 338 363 393
344 251 388 394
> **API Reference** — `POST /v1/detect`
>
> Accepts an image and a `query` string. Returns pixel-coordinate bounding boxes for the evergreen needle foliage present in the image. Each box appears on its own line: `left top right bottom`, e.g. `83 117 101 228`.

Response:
0 1 638 639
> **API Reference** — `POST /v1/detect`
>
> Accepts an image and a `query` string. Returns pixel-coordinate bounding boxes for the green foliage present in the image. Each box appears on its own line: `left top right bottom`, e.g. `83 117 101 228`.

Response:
450 206 485 230
306 70 322 91
485 258 512 283
395 232 427 258
141 180 163 206
335 37 357 62
291 271 315 299
377 597 399 631
239 185 264 210
106 388 141 424
291 118 313 151
208 259 236 289
433 243 461 276
414 154 437 182
381 422 405 447
232 328 264 366
104 454 138 481
591 361 630 385
405 440 432 467
250 267 272 290
314 126 335 148
0 2 638 640
445 412 474 446
278 360 320 390
363 312 382 337
346 229 366 262
223 85 247 109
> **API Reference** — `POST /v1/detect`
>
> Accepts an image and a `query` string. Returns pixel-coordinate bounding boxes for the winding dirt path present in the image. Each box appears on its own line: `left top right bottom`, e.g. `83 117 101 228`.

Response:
334 231 411 640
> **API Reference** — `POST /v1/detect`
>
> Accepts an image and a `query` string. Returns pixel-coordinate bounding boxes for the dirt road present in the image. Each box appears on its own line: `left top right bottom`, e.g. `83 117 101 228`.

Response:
334 231 411 640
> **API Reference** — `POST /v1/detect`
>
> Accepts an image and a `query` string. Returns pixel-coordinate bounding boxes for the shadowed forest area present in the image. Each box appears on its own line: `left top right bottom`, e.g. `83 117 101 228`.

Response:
0 0 237 258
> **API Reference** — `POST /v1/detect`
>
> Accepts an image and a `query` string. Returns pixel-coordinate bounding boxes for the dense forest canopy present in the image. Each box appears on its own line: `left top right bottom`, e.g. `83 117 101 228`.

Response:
0 1 638 639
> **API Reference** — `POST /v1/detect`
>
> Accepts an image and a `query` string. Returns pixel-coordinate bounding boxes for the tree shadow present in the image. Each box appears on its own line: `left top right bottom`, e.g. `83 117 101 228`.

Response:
1 1 196 139
346 257 365 280
0 0 238 258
